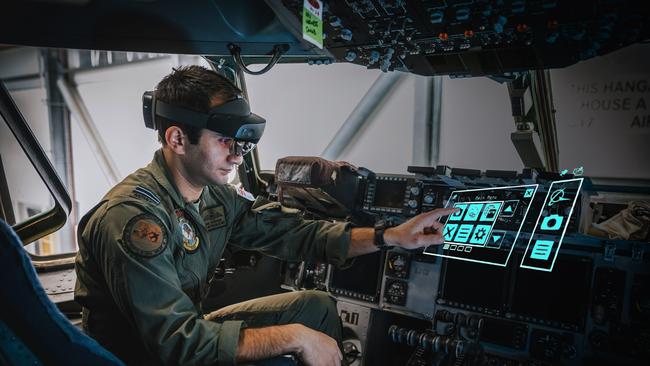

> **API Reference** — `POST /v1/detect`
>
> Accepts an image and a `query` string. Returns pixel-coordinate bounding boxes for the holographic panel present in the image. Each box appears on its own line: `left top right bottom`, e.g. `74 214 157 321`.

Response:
520 178 584 272
423 184 539 267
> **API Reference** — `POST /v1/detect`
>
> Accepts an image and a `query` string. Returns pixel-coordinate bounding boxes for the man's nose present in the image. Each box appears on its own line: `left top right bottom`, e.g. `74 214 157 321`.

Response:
228 152 243 165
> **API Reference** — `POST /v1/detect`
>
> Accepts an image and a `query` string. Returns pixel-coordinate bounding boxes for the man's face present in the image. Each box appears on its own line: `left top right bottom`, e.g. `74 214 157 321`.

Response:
181 129 243 186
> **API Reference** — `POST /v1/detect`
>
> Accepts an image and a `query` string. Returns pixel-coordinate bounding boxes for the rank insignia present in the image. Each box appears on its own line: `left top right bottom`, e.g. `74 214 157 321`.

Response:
176 210 200 252
122 214 167 258
235 185 256 202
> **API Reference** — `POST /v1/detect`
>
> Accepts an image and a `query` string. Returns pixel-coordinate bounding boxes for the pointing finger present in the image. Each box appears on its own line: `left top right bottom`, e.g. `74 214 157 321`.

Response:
426 207 460 221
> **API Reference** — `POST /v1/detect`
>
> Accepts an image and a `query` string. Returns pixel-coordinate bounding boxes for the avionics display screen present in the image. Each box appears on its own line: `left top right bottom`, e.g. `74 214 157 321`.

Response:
330 251 383 300
439 258 508 313
372 180 406 208
510 255 593 330
423 184 539 267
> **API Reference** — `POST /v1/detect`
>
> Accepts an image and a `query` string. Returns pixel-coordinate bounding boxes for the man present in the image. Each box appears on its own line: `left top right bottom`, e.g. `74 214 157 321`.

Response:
74 65 455 366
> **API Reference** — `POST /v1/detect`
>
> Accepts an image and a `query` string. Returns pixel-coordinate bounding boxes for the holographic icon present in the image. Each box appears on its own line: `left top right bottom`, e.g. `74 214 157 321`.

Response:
501 200 519 217
450 204 467 221
486 230 506 248
540 214 564 231
455 224 474 243
559 169 569 177
443 224 459 241
524 188 535 198
469 225 491 245
548 188 571 206
464 203 484 221
530 239 554 260
572 166 584 176
479 202 502 222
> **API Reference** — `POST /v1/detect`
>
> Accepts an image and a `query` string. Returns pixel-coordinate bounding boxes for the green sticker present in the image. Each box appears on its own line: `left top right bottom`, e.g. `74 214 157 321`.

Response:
302 0 323 49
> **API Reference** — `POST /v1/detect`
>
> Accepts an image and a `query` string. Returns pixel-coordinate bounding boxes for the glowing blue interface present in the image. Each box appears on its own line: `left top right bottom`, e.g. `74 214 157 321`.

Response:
520 178 584 272
423 184 539 267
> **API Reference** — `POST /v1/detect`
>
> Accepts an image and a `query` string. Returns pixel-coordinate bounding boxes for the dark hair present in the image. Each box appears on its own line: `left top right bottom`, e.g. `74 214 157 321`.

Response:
154 65 241 145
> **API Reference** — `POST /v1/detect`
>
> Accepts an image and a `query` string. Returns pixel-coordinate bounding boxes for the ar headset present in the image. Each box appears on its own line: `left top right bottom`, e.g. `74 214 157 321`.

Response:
142 91 265 156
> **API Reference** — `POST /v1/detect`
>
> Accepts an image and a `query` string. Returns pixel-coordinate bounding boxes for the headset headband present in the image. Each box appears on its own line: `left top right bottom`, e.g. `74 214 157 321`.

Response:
142 91 265 143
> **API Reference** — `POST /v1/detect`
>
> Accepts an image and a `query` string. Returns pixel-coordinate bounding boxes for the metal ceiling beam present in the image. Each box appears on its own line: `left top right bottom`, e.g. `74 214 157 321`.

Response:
56 77 121 185
321 71 404 160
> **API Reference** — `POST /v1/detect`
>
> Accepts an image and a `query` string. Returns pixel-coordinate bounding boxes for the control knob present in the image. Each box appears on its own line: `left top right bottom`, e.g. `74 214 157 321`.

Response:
340 28 353 41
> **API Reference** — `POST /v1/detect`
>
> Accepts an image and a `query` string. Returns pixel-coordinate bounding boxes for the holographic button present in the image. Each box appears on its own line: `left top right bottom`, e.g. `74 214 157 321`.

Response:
479 202 502 222
464 203 484 221
469 225 491 245
450 204 467 221
443 224 459 241
530 239 554 260
454 224 474 243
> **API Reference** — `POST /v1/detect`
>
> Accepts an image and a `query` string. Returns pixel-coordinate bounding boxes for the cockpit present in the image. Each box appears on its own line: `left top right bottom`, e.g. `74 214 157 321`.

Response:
0 1 648 365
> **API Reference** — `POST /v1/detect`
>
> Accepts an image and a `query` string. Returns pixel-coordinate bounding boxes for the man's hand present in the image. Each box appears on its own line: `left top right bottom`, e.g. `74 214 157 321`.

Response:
293 324 342 366
384 207 459 250
237 323 341 366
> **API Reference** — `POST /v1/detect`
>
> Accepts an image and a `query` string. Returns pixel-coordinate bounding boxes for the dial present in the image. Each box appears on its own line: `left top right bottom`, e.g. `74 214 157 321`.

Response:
386 253 410 278
385 279 408 305
388 254 407 272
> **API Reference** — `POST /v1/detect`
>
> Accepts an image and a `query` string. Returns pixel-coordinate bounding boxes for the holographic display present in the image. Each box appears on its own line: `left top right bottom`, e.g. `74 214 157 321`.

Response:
520 178 584 272
423 184 539 267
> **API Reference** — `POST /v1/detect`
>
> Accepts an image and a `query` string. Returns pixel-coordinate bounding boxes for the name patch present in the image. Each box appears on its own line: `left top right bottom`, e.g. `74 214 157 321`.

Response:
202 206 227 231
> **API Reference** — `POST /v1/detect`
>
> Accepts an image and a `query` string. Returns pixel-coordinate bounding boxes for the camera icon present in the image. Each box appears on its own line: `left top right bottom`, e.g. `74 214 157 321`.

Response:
540 214 564 231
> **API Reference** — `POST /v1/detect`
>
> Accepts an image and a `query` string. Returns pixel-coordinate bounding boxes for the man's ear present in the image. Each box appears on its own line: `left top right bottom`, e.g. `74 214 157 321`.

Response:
164 126 186 155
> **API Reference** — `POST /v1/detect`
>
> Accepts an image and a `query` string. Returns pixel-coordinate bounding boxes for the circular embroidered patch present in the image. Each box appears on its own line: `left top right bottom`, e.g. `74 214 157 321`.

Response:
122 214 168 258
178 214 200 252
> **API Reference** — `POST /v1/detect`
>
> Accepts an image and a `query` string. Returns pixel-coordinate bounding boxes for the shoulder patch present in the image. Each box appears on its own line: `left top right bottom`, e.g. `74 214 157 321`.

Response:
130 186 161 205
235 185 256 202
122 214 167 258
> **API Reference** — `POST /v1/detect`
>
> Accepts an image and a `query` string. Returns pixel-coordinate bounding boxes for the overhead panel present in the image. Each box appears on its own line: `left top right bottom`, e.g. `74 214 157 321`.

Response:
268 0 650 76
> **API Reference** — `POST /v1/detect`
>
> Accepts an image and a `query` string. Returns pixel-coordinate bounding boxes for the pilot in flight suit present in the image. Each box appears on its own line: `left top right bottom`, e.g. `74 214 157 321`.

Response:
74 149 351 365
74 65 452 366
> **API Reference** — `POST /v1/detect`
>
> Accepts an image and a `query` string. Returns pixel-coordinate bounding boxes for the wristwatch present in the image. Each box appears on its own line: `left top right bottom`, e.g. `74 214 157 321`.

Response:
374 220 389 249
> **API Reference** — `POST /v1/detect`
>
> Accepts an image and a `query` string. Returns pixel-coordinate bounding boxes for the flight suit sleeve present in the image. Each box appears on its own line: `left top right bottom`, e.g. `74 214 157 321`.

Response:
85 201 243 366
227 193 352 266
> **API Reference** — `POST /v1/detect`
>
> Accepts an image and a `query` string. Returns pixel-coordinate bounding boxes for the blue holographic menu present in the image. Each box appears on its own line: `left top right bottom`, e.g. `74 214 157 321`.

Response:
423 184 539 267
520 178 584 272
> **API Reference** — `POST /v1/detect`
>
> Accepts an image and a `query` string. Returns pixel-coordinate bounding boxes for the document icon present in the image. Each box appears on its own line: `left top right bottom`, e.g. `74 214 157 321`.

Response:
530 239 554 261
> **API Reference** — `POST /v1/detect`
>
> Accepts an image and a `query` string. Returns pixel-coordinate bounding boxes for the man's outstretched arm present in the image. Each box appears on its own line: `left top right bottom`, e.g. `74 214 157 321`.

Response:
346 207 459 258
236 323 342 366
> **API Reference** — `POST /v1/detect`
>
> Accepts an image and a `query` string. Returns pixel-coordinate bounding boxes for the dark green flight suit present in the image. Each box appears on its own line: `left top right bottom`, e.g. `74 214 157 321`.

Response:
74 150 351 365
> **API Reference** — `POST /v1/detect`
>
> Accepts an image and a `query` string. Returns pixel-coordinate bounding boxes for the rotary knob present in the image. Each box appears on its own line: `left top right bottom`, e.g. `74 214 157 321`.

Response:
423 195 434 204
408 199 418 208
410 187 421 196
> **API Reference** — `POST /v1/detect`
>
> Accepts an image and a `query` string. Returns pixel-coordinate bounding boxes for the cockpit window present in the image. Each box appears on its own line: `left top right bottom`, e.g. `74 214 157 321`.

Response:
0 98 71 256
250 44 650 181
1 47 240 259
